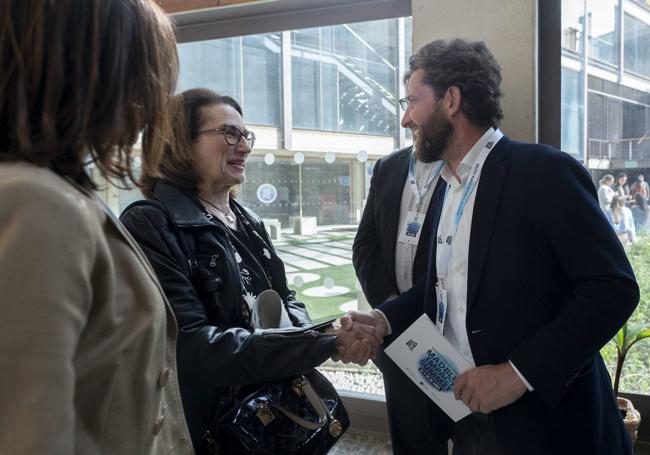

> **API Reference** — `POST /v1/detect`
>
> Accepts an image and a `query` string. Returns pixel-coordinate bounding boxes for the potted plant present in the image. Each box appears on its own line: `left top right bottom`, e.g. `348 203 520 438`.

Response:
612 321 650 443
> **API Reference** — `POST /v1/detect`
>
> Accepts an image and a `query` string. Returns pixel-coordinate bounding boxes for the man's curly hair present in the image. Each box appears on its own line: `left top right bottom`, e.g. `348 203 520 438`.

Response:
405 39 503 128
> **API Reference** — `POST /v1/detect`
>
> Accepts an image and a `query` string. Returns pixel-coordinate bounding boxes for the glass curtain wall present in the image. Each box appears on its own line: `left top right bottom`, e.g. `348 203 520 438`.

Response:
588 0 620 66
562 0 585 54
291 20 398 136
111 17 412 396
561 67 584 158
177 33 282 126
624 13 650 78
562 0 650 395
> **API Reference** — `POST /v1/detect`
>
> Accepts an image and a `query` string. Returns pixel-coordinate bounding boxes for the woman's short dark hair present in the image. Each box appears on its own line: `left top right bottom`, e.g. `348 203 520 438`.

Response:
140 88 243 198
0 0 178 189
405 39 503 128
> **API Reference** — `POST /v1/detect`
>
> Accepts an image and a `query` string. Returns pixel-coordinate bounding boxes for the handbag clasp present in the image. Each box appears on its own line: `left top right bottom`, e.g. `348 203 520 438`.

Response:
329 419 343 438
256 401 276 426
291 376 306 397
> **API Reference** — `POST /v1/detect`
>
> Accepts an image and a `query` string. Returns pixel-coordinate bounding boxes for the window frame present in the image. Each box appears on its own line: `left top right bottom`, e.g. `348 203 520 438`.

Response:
172 0 410 43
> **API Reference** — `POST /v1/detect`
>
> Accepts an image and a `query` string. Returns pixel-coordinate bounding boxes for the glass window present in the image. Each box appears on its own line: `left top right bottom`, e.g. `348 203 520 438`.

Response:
239 159 299 224
178 38 242 100
178 34 281 126
588 0 619 66
624 13 650 78
562 0 585 54
587 91 623 143
292 20 398 136
586 82 650 163
404 17 412 61
404 17 413 141
292 57 321 130
562 3 650 396
242 34 282 125
587 91 606 142
240 158 354 227
561 67 584 158
631 0 650 9
623 101 647 139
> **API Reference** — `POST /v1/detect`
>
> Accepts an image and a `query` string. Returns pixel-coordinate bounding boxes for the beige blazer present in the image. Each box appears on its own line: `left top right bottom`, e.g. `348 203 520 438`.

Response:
0 162 194 454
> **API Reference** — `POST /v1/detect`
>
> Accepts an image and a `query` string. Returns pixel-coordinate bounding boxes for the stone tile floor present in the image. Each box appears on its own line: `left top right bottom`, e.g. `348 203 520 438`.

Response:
329 431 392 455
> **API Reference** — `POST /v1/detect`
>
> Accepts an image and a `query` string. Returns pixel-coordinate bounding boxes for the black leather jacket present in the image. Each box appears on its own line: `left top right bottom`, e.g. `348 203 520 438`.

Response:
120 182 337 452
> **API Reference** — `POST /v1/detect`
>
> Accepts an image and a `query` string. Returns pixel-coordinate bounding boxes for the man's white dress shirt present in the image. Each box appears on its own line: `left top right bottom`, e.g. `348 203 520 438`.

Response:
436 127 532 390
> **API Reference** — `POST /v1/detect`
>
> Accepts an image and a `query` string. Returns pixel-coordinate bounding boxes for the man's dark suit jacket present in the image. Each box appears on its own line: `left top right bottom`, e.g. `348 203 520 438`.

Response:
353 146 437 305
378 136 639 455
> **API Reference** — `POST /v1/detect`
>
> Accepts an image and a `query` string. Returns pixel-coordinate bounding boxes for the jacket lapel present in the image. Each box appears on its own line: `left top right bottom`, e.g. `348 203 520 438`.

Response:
64 178 161 287
96 196 169 297
413 178 442 281
467 136 511 313
384 147 412 275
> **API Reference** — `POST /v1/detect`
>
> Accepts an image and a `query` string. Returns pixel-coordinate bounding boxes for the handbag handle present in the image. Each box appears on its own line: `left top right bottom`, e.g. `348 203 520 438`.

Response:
261 375 344 438
266 402 325 430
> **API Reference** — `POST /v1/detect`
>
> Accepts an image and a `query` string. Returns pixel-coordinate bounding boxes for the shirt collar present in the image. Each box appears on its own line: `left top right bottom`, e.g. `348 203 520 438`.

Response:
441 127 495 188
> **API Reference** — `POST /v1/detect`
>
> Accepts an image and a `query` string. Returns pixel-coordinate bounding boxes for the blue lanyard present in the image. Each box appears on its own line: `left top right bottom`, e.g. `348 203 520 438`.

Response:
451 157 483 228
408 153 445 210
436 129 503 283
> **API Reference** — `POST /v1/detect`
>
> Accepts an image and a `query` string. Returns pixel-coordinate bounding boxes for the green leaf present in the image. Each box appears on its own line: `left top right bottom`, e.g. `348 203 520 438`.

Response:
626 323 643 342
626 323 649 344
615 324 627 350
633 327 650 344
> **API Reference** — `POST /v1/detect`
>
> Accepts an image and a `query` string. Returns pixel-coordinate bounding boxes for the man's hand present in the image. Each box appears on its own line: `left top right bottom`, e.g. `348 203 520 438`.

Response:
343 310 389 339
453 362 527 414
333 310 389 365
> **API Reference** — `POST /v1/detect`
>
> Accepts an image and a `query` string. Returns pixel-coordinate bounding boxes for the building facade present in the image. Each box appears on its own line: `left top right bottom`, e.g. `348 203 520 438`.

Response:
562 0 650 178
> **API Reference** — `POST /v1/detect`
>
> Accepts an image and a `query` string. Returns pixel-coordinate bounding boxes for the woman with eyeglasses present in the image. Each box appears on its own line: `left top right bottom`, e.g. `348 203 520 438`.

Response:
120 88 373 453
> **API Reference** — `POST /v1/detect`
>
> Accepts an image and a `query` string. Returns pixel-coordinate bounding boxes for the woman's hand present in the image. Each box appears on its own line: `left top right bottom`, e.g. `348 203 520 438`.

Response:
332 313 385 365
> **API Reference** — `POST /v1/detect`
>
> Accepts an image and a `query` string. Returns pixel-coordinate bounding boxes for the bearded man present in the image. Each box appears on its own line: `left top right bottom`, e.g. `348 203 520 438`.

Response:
342 38 638 455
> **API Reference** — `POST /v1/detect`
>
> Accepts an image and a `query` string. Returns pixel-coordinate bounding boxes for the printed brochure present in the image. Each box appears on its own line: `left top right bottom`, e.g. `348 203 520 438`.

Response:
384 314 473 422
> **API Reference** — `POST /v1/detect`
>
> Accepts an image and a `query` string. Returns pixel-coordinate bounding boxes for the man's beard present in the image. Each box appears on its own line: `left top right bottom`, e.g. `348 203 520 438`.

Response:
415 106 453 163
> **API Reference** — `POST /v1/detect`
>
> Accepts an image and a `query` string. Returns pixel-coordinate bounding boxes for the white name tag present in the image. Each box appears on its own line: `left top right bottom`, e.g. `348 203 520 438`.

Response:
435 284 447 334
398 211 424 246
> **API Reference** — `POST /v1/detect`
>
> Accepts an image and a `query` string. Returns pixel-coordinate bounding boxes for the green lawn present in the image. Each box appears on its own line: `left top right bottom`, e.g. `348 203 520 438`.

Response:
296 263 358 322
279 233 359 323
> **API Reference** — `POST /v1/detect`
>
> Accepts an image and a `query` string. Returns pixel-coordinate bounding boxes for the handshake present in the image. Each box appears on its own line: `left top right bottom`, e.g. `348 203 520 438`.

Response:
330 310 389 366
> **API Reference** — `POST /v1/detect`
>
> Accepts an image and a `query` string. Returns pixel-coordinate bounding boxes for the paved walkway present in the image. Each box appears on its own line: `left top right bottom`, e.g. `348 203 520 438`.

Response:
281 245 349 265
274 231 357 310
275 232 354 270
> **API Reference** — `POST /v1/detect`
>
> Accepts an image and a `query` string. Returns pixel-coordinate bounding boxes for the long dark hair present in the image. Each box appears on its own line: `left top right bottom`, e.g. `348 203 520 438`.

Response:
0 0 178 189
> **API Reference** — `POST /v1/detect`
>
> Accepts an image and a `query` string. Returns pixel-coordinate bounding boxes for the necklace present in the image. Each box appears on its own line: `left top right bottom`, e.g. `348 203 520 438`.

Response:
198 196 236 225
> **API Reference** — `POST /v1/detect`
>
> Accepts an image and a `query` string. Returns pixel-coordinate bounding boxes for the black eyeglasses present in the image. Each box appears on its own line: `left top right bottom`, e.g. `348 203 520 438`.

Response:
199 124 256 148
398 96 419 112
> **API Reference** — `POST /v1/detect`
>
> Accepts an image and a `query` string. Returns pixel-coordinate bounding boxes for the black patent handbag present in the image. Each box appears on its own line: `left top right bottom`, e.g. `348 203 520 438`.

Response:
203 368 349 454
